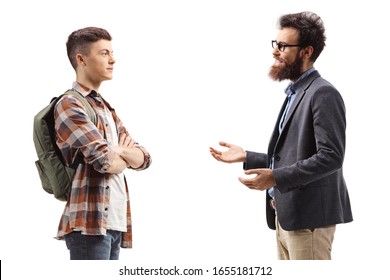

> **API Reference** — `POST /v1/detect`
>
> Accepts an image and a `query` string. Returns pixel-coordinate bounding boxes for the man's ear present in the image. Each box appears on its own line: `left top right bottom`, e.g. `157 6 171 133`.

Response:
302 46 314 60
76 54 86 66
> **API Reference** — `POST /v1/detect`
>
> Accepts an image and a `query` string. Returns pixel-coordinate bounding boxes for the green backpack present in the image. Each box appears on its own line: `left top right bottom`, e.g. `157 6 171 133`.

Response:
33 90 97 201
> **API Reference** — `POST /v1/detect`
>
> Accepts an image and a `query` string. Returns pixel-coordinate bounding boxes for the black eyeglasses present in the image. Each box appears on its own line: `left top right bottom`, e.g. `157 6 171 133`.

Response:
272 40 304 52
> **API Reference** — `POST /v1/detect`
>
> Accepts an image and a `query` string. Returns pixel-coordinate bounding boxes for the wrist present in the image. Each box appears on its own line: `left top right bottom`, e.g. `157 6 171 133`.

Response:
239 151 247 162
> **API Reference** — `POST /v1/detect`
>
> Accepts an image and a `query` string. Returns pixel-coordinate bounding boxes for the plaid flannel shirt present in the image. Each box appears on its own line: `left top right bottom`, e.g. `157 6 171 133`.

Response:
54 82 151 248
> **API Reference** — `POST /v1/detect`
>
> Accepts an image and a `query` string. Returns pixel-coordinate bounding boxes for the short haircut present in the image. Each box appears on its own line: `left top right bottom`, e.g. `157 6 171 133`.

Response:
278 11 326 62
66 27 112 70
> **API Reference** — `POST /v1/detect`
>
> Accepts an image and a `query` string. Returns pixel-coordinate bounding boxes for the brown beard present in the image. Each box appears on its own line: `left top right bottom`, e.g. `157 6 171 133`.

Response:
268 53 304 82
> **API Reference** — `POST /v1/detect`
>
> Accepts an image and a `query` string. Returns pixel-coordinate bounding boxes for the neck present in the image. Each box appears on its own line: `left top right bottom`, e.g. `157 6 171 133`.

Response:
75 68 104 91
76 77 101 92
290 66 314 84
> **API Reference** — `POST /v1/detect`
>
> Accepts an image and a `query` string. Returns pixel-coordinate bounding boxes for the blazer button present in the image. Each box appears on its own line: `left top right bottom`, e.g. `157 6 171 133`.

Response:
275 155 281 161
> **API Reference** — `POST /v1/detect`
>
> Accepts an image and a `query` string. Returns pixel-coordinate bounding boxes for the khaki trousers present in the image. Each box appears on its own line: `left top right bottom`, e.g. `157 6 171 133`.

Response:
275 216 336 260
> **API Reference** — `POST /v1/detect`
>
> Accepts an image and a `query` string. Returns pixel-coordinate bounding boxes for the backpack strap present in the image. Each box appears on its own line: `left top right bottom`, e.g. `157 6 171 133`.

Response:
63 89 97 125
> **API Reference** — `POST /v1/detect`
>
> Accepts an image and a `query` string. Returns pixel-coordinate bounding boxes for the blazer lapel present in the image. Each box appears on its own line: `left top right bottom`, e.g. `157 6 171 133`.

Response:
280 71 321 134
269 71 321 155
268 97 289 158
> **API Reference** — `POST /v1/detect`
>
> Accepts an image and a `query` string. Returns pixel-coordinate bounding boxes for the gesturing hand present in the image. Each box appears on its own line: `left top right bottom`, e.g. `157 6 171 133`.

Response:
238 168 276 191
209 141 246 163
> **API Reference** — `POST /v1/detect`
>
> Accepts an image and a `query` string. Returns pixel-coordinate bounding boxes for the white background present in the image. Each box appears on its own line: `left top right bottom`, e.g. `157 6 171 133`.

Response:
1 0 388 279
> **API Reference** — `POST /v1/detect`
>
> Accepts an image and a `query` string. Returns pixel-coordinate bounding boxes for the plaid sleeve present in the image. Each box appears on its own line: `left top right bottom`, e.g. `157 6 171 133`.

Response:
130 146 152 170
54 95 115 173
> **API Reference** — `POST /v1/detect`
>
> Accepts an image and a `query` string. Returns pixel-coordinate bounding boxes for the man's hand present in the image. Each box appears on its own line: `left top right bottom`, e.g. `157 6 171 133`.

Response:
118 132 137 147
114 133 144 169
238 168 276 191
209 141 246 163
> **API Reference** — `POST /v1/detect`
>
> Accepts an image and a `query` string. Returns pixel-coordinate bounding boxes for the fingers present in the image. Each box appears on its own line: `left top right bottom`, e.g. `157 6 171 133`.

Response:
238 171 268 191
218 141 231 148
244 169 256 175
209 149 222 161
210 141 242 163
210 141 233 153
238 176 255 185
118 133 125 146
209 146 221 155
238 176 258 190
210 142 229 159
119 133 135 147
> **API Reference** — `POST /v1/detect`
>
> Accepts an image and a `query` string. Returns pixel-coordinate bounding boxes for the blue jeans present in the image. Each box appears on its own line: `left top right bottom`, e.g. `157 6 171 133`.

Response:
64 230 122 260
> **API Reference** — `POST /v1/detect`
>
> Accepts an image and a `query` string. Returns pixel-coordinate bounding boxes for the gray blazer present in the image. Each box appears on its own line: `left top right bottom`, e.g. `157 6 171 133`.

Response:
244 70 353 231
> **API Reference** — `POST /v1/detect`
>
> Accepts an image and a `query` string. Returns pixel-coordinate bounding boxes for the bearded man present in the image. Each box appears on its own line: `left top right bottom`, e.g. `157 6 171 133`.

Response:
209 11 353 260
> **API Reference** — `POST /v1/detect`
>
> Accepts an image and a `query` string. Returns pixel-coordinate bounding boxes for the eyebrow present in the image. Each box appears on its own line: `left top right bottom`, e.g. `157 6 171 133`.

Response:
99 49 113 53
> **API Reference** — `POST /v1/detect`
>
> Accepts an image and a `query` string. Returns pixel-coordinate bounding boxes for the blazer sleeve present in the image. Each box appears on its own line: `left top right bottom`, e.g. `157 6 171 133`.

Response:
243 151 268 170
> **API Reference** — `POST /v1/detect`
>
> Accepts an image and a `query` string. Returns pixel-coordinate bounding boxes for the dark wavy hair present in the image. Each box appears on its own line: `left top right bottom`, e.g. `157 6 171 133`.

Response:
66 27 112 70
278 11 326 62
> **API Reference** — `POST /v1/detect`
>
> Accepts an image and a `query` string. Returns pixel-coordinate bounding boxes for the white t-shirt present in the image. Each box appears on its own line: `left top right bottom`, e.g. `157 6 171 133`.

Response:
104 106 127 232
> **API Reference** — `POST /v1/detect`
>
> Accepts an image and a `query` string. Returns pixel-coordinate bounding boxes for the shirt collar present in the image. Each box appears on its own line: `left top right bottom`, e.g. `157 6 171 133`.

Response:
72 82 99 97
284 67 315 96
